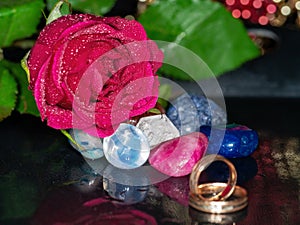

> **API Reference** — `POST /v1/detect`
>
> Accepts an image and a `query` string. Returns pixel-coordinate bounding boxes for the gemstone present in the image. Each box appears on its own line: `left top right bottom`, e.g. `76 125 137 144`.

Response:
69 129 104 160
166 94 227 135
148 132 208 177
103 178 149 204
200 124 259 158
103 123 150 169
136 114 180 148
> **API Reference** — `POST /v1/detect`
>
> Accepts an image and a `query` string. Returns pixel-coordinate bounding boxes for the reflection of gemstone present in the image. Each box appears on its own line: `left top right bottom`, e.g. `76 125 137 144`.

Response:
200 124 259 158
103 124 150 169
156 176 190 206
69 129 104 160
149 132 208 177
167 94 226 135
136 114 180 148
103 178 149 204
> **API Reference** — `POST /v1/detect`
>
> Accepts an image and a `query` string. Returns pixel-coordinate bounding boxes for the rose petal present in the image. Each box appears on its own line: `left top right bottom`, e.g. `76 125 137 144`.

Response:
28 14 164 136
28 14 102 88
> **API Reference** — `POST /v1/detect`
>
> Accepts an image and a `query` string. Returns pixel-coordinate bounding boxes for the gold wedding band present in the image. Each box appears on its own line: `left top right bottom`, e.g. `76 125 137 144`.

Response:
189 154 237 201
189 182 248 214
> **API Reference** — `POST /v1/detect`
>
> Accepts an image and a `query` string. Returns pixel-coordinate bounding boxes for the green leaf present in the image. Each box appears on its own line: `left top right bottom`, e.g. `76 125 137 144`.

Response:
61 129 84 151
21 51 30 81
46 0 72 25
1 60 39 116
47 0 116 16
0 0 45 48
0 66 17 121
158 83 172 108
139 0 260 80
0 48 3 61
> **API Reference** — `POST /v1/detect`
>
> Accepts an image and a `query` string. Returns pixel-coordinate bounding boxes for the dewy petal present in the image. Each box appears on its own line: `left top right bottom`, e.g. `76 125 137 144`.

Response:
34 58 73 129
28 15 164 136
27 43 51 89
102 17 148 41
39 14 102 47
44 73 64 106
33 59 50 120
62 38 114 91
72 98 96 129
108 75 158 127
46 106 73 129
28 14 102 88
44 50 65 106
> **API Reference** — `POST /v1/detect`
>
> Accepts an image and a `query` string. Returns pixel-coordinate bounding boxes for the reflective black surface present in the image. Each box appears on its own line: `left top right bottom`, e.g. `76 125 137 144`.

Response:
2 1 300 224
1 98 300 225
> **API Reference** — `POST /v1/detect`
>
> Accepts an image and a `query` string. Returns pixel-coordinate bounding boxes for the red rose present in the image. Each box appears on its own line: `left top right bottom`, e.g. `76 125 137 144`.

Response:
27 14 163 137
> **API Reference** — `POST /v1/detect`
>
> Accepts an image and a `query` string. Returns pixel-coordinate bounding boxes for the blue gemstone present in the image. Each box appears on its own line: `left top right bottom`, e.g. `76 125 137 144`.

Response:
166 94 226 135
103 178 149 204
103 123 150 169
200 124 259 158
69 129 104 160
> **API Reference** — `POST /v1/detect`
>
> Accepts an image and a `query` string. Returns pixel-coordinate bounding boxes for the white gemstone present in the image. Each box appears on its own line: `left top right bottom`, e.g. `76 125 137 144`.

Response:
136 114 180 148
69 129 104 160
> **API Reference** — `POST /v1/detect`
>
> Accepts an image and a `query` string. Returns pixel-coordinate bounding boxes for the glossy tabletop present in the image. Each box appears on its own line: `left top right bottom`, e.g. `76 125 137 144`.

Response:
0 97 300 225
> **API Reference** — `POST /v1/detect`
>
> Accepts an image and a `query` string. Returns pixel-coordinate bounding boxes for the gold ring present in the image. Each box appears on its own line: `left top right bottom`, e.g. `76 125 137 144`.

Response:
189 182 248 214
189 154 237 201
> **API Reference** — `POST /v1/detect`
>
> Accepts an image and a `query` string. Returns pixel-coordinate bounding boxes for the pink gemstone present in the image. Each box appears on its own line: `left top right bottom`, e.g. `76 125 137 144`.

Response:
149 132 208 177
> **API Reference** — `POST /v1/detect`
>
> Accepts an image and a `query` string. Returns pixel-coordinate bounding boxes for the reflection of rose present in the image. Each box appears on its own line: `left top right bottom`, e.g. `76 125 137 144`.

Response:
54 207 158 225
27 14 163 137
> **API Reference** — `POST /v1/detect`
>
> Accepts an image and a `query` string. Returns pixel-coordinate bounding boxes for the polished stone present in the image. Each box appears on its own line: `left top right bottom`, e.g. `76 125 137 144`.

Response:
103 123 150 169
166 94 227 135
136 114 180 148
149 132 208 177
69 129 104 160
200 124 259 158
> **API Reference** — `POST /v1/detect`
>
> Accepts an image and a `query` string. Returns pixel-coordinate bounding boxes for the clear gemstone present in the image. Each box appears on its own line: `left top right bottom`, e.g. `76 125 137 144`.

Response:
69 129 104 159
136 114 180 148
103 124 150 169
